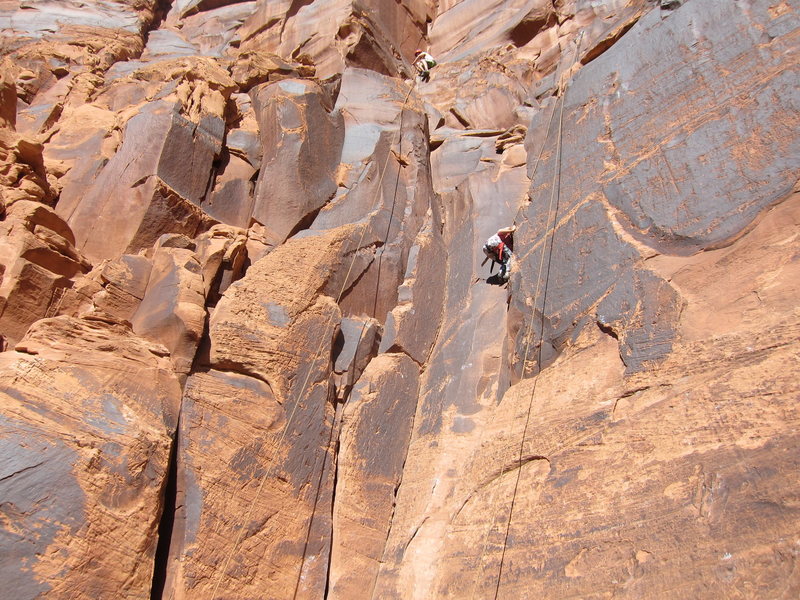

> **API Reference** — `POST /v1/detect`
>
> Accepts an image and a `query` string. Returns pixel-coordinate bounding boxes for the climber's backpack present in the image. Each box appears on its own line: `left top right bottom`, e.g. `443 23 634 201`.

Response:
483 234 507 262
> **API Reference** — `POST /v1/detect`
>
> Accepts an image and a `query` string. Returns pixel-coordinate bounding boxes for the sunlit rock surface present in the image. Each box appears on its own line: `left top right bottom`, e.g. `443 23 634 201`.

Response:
0 1 798 599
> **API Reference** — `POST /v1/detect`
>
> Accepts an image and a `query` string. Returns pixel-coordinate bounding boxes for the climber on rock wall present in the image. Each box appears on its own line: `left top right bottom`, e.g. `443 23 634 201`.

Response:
482 225 516 283
413 49 437 82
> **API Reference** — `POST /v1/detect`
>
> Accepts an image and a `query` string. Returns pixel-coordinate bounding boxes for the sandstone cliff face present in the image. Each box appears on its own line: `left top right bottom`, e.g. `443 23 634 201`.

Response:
1 1 798 599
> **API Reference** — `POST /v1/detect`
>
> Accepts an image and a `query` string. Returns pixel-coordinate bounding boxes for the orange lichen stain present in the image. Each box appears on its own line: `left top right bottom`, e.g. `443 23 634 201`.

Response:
768 2 792 18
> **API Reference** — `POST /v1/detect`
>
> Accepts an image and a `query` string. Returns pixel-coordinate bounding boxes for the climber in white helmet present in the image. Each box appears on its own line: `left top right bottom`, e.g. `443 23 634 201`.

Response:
413 49 437 82
482 225 516 282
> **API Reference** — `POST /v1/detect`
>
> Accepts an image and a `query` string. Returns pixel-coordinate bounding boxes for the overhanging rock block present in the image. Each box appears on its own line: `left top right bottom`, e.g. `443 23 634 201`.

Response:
59 100 221 262
251 78 344 245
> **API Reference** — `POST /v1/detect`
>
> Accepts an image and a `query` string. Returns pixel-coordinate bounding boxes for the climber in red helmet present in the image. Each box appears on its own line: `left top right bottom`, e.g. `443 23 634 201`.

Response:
482 225 516 282
413 49 437 82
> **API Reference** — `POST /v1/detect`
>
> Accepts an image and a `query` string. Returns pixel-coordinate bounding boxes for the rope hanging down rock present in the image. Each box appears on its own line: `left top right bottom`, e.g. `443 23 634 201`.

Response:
491 32 584 600
465 31 584 600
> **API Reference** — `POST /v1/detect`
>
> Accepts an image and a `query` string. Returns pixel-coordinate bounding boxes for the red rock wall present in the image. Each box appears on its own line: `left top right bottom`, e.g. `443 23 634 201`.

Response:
0 0 798 598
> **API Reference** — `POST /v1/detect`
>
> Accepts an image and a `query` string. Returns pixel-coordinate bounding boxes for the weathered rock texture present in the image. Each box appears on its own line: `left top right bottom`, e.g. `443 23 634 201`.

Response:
1 0 798 599
0 316 181 598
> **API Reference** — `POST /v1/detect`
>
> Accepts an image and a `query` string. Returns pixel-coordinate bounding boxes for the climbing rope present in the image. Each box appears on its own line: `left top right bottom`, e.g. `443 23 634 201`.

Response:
462 32 583 600
464 102 563 600
208 79 418 600
490 32 584 600
291 81 418 600
460 53 571 600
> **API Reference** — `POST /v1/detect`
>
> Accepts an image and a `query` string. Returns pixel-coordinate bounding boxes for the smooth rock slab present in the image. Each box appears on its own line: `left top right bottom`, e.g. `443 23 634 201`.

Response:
58 103 220 261
250 79 343 245
0 316 181 599
328 353 421 600
513 0 800 373
164 362 335 599
315 68 439 323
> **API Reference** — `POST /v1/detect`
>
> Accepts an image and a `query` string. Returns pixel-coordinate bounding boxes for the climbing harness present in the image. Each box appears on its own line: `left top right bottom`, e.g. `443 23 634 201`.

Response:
208 80 419 600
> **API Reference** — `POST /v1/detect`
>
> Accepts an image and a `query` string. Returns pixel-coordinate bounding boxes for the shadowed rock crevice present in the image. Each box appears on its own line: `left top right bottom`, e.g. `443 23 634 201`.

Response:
331 317 382 403
149 422 180 600
323 419 342 600
579 17 641 65
333 247 379 308
509 7 557 48
596 317 620 340
146 0 177 43
284 190 337 241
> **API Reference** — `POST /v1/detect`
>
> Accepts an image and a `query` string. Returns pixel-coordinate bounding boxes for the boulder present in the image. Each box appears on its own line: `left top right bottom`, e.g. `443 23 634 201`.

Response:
80 254 153 323
193 224 249 304
131 244 207 378
199 92 260 228
231 51 315 91
201 151 257 228
0 201 90 346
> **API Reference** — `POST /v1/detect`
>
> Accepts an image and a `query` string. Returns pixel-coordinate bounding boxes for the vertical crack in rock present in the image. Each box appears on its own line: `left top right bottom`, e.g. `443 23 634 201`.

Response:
294 401 340 600
146 0 176 43
323 404 344 600
201 154 223 206
372 405 421 570
149 421 180 600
